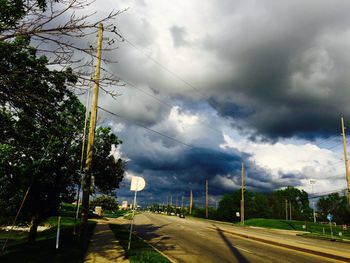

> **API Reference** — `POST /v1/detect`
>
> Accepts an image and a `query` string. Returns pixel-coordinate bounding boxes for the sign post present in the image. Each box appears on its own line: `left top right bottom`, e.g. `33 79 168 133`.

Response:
327 213 333 238
56 216 61 249
128 176 146 250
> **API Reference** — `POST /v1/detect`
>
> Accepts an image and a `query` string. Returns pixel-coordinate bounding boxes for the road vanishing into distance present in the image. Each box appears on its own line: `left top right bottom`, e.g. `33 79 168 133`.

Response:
131 212 350 263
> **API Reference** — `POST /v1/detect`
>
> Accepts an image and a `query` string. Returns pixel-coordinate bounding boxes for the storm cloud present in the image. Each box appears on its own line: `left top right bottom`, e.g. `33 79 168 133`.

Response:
81 0 350 204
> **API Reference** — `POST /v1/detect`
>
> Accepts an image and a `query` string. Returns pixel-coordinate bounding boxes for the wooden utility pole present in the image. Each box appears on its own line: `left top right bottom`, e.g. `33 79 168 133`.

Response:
341 117 350 205
189 190 193 214
80 23 104 237
181 195 184 210
176 194 178 208
289 200 292 220
240 161 245 225
285 199 288 220
205 180 209 218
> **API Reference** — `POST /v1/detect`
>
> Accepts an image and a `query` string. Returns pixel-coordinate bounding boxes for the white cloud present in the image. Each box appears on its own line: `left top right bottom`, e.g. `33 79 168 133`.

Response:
221 134 347 193
168 106 198 133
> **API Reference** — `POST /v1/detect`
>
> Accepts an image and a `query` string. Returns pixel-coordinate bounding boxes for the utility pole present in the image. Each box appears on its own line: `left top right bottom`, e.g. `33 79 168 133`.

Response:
310 179 316 223
241 161 245 225
176 194 178 208
80 23 103 238
205 180 208 218
285 199 288 220
189 190 193 215
289 200 292 221
341 117 350 205
170 195 173 207
181 195 184 210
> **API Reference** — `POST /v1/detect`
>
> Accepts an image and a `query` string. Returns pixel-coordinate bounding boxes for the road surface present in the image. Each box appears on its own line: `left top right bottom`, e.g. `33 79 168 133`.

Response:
131 212 349 263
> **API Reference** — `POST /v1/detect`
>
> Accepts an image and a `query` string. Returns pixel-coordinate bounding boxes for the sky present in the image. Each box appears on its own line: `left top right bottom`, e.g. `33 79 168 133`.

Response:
79 0 350 206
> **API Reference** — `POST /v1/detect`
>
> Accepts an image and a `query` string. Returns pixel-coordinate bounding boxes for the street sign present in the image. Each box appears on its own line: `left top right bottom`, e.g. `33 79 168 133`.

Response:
130 176 146 191
128 176 146 251
327 213 333 221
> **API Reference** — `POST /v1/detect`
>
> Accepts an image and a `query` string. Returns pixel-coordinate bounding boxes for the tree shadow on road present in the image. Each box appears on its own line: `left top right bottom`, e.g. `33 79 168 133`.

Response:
133 223 176 251
214 226 250 263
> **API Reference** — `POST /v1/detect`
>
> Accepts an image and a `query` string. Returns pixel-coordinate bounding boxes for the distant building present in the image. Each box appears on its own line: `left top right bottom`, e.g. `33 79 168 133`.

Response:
121 200 128 210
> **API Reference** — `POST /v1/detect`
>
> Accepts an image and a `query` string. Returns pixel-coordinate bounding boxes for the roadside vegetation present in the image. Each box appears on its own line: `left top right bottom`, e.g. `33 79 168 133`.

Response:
109 224 171 263
150 186 350 226
0 216 96 262
242 218 350 238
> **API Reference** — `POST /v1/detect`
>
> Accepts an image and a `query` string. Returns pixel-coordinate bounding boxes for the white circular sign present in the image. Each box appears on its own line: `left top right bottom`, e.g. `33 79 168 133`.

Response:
130 176 146 191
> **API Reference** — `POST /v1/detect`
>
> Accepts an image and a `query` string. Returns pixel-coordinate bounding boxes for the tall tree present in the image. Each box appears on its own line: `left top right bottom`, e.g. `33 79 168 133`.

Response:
92 127 125 195
317 193 350 224
0 36 85 242
269 186 311 220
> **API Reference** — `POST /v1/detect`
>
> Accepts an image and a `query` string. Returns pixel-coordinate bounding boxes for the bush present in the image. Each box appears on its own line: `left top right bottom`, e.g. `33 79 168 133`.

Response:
90 195 118 211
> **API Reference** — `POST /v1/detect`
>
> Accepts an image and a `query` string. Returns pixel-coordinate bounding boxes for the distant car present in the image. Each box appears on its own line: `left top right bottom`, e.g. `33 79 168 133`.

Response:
179 213 185 218
170 212 175 216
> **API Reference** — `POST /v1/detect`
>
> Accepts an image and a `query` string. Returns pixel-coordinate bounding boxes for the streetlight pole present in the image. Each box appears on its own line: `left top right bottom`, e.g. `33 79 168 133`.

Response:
310 179 316 223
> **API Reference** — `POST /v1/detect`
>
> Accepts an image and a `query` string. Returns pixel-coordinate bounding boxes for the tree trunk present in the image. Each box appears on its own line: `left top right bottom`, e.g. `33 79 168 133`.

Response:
28 215 39 244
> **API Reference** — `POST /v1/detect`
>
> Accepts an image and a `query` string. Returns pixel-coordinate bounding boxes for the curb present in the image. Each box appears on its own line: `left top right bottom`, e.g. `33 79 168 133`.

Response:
132 232 177 263
209 226 350 262
296 233 350 244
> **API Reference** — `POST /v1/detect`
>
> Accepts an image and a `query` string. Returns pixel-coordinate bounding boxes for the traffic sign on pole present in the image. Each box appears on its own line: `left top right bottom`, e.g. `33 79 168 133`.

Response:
327 213 333 221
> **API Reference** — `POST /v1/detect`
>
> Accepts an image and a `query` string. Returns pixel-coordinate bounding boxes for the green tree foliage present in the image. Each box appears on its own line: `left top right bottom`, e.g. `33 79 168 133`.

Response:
269 186 311 220
90 195 118 211
317 193 350 224
0 0 47 32
0 38 125 242
0 37 85 241
217 189 271 222
92 127 125 195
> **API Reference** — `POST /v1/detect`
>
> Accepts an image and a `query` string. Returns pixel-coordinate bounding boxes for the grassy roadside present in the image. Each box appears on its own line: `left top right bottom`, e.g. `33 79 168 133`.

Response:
0 216 96 263
241 218 350 239
103 209 128 218
109 224 171 263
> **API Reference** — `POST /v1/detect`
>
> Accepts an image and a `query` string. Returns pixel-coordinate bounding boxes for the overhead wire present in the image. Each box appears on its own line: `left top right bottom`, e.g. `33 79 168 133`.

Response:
118 78 224 136
107 27 350 195
98 106 195 149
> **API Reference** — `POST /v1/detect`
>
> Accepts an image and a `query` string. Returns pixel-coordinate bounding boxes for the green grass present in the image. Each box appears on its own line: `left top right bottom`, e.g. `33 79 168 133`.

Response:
60 203 79 217
103 209 128 218
242 218 350 239
0 216 96 263
109 224 171 263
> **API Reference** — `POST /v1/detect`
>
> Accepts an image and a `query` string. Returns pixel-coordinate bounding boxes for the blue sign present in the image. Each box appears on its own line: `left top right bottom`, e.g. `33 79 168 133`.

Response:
327 213 333 221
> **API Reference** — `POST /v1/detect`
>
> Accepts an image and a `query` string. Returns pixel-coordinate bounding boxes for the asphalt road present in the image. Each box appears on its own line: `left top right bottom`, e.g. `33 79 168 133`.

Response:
132 212 348 263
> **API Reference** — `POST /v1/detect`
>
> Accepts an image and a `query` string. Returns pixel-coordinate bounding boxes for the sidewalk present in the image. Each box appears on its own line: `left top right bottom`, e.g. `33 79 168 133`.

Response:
84 220 129 263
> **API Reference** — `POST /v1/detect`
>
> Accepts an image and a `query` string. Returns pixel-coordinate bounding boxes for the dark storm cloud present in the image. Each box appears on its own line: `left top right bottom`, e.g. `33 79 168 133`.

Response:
82 0 350 203
203 0 350 139
169 26 189 48
114 138 305 204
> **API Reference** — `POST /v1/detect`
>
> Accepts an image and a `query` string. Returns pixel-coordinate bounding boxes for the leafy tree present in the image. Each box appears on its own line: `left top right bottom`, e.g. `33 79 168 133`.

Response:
217 191 240 222
0 0 124 91
90 195 118 211
317 193 350 224
0 36 85 242
92 127 125 195
0 38 125 243
245 191 271 219
217 189 271 222
269 186 311 220
0 0 126 245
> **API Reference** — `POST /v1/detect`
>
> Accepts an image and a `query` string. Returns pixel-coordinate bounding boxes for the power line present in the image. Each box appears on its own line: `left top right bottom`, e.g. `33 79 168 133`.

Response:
118 78 224 136
98 106 252 167
122 37 209 99
98 106 195 148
